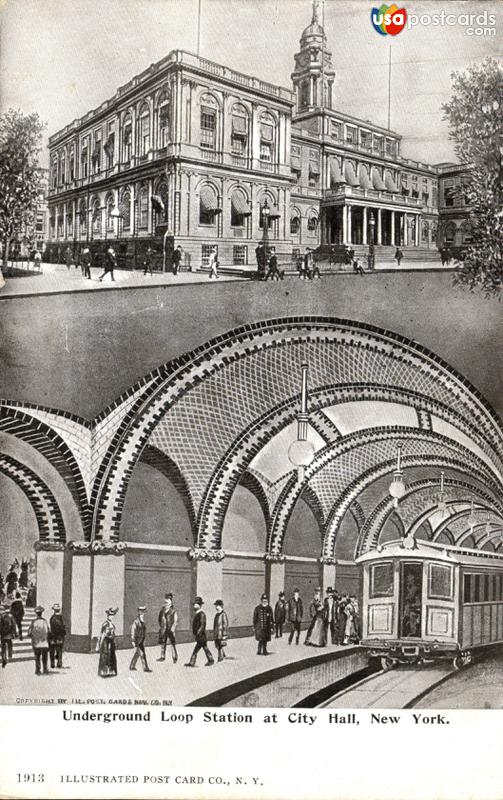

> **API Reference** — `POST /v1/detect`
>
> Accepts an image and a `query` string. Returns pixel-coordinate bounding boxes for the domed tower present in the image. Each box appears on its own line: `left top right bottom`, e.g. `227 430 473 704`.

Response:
291 0 335 113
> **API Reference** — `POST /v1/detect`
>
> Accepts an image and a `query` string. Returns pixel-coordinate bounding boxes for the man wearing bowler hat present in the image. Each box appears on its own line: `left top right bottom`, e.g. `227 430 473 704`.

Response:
28 606 50 675
130 606 152 672
186 597 214 667
253 593 274 655
49 603 66 668
287 588 304 645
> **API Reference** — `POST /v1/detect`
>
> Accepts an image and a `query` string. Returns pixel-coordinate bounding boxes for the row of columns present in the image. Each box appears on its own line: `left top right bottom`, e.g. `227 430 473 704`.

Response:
341 205 421 246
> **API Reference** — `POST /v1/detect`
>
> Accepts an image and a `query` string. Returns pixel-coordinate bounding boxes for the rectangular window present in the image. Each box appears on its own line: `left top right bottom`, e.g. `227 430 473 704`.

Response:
463 573 472 603
360 130 372 150
444 186 455 207
428 564 453 600
260 141 272 162
346 126 356 144
200 108 216 150
331 121 342 140
370 562 394 598
140 114 150 155
233 245 248 265
231 134 246 155
473 574 481 602
123 126 132 161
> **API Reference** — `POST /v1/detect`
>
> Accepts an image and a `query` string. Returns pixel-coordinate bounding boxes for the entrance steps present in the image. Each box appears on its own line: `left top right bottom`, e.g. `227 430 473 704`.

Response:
10 607 37 663
316 244 440 267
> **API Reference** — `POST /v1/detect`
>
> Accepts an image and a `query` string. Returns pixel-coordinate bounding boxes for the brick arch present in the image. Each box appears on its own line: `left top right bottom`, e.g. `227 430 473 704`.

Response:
267 428 499 559
88 317 503 542
0 406 90 536
138 444 197 540
358 479 502 555
445 511 503 546
0 454 66 541
238 470 271 530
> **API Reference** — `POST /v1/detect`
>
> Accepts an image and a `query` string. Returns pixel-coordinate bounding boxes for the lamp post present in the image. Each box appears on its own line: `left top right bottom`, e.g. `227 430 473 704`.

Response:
389 444 405 508
261 199 270 251
368 211 375 270
288 363 315 482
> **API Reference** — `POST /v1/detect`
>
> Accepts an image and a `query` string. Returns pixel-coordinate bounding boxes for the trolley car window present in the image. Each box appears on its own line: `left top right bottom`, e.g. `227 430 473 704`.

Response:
473 575 481 602
399 562 422 638
428 564 453 600
463 574 472 603
480 574 487 602
370 563 394 597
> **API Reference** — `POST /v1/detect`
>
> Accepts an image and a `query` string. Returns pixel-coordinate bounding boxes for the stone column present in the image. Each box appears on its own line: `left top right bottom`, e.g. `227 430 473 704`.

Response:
189 548 225 605
320 557 337 595
265 555 286 600
403 213 408 245
347 205 352 244
415 214 420 246
377 208 382 244
342 205 348 244
35 540 65 612
391 210 395 246
362 206 368 245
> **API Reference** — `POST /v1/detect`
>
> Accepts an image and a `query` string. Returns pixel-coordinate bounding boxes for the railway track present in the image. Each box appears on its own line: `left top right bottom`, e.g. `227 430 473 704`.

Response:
316 664 455 709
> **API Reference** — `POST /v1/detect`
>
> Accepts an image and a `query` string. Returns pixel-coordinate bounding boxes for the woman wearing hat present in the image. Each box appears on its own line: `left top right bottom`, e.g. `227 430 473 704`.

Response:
97 607 118 677
304 588 326 647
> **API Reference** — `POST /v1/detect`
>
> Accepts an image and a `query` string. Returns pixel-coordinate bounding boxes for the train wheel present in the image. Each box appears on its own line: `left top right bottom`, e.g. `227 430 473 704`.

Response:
381 655 395 671
453 655 463 670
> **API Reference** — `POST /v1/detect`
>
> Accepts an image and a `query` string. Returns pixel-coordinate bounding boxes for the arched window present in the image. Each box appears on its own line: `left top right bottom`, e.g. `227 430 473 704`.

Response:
138 104 150 156
66 207 73 236
138 186 149 229
49 209 56 238
259 112 275 163
290 214 301 235
122 113 133 162
120 189 131 231
300 80 309 109
157 92 170 148
91 197 102 236
81 138 89 179
106 193 115 232
153 181 168 224
230 189 251 228
199 184 220 225
461 221 473 245
200 94 218 151
69 147 75 181
60 152 66 185
307 211 318 232
231 104 249 157
258 194 278 229
57 208 64 238
444 221 456 244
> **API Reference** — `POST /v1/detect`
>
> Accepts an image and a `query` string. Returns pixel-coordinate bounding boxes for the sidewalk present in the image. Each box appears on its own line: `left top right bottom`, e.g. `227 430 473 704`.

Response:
0 633 354 707
0 262 243 299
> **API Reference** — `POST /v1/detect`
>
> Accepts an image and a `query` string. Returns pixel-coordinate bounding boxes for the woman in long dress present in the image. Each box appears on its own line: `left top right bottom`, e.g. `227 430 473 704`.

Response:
305 589 326 647
97 607 118 677
343 597 358 645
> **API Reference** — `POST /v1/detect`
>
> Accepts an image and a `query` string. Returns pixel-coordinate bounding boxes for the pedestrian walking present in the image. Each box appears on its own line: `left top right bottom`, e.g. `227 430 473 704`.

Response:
98 246 117 282
253 594 274 655
323 587 337 645
48 603 66 668
97 607 118 677
64 246 73 270
10 592 24 639
255 242 266 280
81 247 92 279
353 258 365 275
172 245 182 275
265 247 282 280
274 591 287 638
208 247 219 279
1 604 16 667
185 597 214 667
129 606 152 672
157 593 178 663
5 565 18 598
287 588 303 645
213 600 229 662
143 246 153 276
394 247 404 266
33 249 42 272
28 605 50 675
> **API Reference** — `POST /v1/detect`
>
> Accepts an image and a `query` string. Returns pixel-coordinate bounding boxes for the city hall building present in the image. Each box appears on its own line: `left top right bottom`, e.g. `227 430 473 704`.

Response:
46 4 472 269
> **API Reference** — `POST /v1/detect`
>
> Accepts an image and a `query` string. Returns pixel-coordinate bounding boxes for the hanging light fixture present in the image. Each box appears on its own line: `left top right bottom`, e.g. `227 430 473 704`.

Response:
436 471 447 516
288 363 315 482
389 444 405 508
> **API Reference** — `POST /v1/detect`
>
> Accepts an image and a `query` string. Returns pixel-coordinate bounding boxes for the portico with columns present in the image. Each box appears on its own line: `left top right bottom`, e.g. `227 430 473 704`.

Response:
322 200 422 247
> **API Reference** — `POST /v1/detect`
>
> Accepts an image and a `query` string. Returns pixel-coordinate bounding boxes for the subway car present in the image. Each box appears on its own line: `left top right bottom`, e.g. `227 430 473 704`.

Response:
357 538 503 670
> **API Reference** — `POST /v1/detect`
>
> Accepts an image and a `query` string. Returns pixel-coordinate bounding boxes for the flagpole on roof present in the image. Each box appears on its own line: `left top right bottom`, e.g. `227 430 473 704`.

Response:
387 46 392 129
197 0 202 56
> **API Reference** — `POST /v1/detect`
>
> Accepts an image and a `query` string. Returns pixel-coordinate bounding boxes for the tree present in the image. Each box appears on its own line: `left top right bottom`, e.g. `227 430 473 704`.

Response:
442 58 503 296
0 109 46 283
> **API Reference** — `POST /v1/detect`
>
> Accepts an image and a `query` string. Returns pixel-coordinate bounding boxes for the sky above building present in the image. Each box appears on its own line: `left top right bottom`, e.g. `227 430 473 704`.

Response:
1 0 500 166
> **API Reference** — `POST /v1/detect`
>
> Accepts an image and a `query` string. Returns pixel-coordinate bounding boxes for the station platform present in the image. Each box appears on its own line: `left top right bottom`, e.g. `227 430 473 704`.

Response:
1 633 362 708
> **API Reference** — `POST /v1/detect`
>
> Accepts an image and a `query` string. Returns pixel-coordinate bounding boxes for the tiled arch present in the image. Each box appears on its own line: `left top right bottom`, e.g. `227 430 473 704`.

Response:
0 453 66 541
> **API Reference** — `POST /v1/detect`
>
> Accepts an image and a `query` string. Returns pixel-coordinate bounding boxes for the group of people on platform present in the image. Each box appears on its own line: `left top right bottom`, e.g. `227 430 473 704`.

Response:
0 601 66 674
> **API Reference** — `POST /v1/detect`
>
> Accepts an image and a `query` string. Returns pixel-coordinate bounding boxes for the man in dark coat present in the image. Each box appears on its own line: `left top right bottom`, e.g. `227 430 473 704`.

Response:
394 247 404 266
10 592 24 639
186 597 214 667
98 246 117 282
129 606 152 672
48 603 66 668
323 587 337 645
143 246 153 276
255 242 266 280
81 247 92 279
5 566 18 598
253 593 274 655
213 599 229 662
172 245 182 275
1 604 16 667
287 588 303 645
265 247 282 281
274 591 287 638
